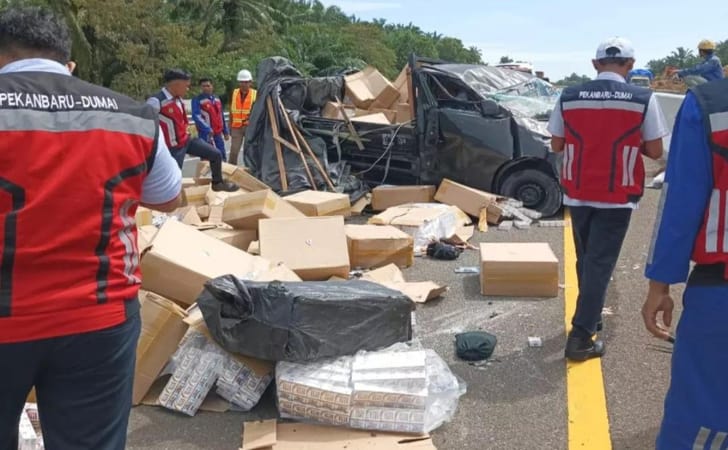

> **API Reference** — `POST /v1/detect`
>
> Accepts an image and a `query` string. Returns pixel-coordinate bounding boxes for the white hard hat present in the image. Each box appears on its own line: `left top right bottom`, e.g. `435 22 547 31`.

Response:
237 69 252 82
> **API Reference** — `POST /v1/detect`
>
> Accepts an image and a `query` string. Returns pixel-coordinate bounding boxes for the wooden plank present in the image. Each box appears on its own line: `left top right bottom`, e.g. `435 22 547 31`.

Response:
265 96 288 191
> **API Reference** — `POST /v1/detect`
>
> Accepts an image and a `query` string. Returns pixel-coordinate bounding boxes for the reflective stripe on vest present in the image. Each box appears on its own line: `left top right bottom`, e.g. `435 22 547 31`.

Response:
198 96 224 134
559 79 650 204
690 79 728 278
230 88 257 128
0 71 156 342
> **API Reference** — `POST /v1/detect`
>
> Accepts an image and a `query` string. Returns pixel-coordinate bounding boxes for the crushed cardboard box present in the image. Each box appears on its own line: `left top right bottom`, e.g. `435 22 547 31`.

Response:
393 66 410 104
241 420 436 450
322 101 357 120
371 186 436 211
346 224 414 269
434 178 500 219
196 161 270 192
479 242 559 297
184 185 209 207
222 190 305 230
259 216 350 280
362 264 446 304
351 112 391 125
207 188 246 207
285 190 352 217
140 220 300 305
133 291 189 405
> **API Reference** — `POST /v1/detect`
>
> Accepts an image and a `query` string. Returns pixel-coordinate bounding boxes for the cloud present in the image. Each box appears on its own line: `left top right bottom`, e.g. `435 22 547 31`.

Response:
320 1 402 13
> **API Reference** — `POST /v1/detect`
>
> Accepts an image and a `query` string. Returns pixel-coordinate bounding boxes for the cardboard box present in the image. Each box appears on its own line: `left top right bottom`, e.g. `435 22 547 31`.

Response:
396 102 413 124
222 190 305 230
364 108 397 123
171 205 203 227
197 205 210 219
393 66 410 104
229 167 270 192
479 242 559 297
434 178 501 218
140 220 300 305
322 101 357 120
248 240 260 255
202 227 257 251
133 291 189 405
206 188 245 207
259 216 350 281
242 420 436 450
285 190 351 217
183 185 209 207
346 224 414 269
182 177 197 188
351 112 391 125
344 66 400 110
371 185 436 211
135 206 153 226
350 194 371 216
137 224 158 254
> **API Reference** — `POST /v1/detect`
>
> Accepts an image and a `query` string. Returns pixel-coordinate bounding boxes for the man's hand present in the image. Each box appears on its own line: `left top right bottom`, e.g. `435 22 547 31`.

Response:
642 280 675 341
224 133 230 141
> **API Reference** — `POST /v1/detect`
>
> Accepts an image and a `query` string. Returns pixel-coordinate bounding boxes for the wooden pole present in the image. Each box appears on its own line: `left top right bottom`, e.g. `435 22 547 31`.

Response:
276 97 317 190
265 96 288 191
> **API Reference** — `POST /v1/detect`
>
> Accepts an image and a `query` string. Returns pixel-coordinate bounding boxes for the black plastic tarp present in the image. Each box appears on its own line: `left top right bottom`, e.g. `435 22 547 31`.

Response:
197 275 414 362
243 57 367 201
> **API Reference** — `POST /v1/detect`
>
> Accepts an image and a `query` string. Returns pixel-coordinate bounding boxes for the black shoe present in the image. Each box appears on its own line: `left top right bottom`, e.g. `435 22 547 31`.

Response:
212 181 239 192
596 321 603 332
565 336 605 362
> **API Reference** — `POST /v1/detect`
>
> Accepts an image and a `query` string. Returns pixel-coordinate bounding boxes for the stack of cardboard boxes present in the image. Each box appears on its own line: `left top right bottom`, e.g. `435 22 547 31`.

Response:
321 66 413 125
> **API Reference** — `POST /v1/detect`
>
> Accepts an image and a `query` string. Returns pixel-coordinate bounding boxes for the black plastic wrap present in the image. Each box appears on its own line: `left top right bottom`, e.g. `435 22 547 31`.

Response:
244 57 362 199
198 275 414 362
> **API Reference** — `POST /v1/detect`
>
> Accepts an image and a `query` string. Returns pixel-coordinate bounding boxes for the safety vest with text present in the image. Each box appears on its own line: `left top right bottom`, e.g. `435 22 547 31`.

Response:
691 79 728 277
560 79 652 204
154 91 189 150
0 72 157 343
230 88 257 128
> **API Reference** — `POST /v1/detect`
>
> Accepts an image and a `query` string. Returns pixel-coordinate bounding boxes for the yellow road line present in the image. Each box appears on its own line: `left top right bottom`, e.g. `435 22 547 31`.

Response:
564 209 612 449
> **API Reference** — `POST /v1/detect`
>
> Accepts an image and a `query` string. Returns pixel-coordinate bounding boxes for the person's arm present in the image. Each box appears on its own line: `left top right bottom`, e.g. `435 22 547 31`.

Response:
640 95 670 160
678 58 721 78
191 96 211 135
547 100 565 152
643 93 713 339
140 127 183 213
146 96 161 114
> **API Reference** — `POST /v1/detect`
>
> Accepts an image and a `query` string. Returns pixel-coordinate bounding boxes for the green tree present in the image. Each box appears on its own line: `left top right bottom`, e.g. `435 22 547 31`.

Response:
499 55 514 64
555 73 591 87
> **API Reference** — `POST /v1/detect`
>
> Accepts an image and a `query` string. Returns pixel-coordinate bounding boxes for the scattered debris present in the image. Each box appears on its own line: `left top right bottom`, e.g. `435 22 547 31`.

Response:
527 337 543 348
539 220 567 227
513 220 531 230
497 220 514 231
454 266 479 274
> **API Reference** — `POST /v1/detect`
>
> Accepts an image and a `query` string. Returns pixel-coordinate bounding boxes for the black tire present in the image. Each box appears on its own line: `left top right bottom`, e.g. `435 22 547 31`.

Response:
500 169 562 217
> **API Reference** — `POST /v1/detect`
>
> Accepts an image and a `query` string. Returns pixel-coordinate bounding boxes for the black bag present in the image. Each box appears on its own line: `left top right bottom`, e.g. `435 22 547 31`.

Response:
197 275 414 362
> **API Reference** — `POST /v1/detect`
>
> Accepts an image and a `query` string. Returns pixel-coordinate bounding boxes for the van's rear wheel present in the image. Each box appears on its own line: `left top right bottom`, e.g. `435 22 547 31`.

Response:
500 169 562 217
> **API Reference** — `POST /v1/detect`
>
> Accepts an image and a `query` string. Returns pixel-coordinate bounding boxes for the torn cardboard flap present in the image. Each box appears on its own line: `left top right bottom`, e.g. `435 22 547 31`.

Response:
362 264 447 304
140 220 300 306
350 194 371 216
137 225 158 254
242 420 436 450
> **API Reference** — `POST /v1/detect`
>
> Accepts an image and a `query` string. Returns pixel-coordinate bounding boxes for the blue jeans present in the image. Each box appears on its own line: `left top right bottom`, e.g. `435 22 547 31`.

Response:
0 309 141 450
656 283 728 449
198 131 227 160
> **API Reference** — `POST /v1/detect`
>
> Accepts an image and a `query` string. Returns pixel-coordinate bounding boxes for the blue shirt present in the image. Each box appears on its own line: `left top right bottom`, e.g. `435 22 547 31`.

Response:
679 54 725 82
0 58 181 205
646 92 713 283
191 93 228 136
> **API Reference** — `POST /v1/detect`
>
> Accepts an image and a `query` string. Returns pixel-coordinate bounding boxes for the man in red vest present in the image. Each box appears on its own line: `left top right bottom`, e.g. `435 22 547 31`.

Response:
548 37 668 361
147 70 238 192
644 78 728 448
0 6 183 449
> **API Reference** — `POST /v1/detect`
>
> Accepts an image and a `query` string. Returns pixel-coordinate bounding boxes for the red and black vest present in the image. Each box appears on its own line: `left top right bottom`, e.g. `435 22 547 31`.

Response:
197 94 224 134
154 91 189 150
560 79 652 204
690 79 728 277
0 71 157 343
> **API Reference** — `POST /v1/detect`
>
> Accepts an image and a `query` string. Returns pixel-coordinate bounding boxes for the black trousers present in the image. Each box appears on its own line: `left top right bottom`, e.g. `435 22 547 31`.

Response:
171 137 224 184
0 313 141 450
570 206 633 335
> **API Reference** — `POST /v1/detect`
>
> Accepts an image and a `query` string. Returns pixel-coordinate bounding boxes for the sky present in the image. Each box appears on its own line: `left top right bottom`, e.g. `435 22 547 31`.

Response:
320 0 728 80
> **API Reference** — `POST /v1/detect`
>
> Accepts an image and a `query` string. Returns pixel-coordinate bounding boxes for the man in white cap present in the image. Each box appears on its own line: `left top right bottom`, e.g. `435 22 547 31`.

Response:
547 37 668 361
229 69 257 165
